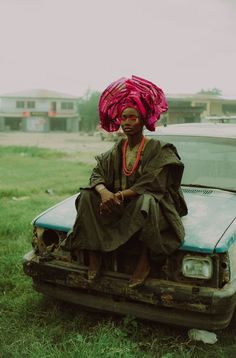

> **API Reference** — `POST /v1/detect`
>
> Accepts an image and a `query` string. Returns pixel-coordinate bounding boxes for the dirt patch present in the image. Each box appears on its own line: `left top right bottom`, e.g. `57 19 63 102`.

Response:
0 132 114 162
0 132 115 164
0 131 113 152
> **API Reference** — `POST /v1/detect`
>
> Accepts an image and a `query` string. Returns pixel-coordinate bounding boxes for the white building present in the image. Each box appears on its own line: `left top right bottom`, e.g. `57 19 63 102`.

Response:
0 89 80 132
166 93 236 124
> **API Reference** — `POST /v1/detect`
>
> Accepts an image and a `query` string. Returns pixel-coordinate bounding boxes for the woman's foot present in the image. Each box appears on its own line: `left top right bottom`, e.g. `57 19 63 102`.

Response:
129 246 150 288
88 251 102 282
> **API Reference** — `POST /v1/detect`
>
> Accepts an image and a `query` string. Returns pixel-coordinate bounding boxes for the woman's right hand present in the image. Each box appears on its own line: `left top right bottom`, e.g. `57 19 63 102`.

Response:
99 189 121 215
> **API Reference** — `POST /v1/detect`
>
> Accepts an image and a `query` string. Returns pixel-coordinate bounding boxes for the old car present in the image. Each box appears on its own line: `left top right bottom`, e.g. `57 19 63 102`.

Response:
23 123 236 330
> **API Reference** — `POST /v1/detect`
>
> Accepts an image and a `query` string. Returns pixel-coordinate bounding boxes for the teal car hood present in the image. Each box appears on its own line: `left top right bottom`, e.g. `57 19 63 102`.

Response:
33 188 236 254
181 188 236 253
33 194 78 233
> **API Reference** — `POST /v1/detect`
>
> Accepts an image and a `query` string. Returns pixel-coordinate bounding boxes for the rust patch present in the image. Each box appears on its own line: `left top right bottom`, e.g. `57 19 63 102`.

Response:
161 294 174 306
33 233 47 254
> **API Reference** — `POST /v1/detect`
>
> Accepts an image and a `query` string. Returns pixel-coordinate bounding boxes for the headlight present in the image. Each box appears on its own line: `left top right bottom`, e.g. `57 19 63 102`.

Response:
182 255 213 279
32 227 60 253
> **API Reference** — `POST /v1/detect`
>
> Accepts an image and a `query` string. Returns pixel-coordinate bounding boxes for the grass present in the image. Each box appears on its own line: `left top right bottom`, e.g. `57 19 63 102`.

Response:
1 146 236 357
0 146 92 197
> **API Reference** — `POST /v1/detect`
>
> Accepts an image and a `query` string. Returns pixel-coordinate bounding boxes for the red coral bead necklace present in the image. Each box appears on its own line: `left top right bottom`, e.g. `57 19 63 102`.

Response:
122 136 145 176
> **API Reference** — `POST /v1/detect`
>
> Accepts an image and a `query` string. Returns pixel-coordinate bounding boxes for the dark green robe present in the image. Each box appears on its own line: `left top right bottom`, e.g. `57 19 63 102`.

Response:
69 138 188 255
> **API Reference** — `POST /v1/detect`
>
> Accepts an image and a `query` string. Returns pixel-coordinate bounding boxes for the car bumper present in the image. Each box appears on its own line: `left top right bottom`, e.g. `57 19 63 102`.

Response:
23 251 236 330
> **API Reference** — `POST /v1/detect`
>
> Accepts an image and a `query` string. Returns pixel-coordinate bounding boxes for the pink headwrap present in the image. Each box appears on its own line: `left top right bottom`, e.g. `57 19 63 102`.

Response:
98 75 168 132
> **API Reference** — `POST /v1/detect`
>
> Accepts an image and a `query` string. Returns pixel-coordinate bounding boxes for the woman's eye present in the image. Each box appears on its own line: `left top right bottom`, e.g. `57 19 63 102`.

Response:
121 115 138 121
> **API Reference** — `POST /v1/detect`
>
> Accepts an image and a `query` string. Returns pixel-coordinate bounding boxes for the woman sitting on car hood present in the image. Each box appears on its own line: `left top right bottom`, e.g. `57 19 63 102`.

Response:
65 75 188 288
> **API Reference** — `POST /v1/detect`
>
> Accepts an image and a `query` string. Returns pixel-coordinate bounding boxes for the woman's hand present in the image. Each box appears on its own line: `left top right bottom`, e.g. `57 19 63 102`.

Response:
99 189 121 215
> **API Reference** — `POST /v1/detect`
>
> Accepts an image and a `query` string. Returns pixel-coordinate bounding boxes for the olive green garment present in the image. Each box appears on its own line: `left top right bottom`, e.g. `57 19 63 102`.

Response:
68 138 188 255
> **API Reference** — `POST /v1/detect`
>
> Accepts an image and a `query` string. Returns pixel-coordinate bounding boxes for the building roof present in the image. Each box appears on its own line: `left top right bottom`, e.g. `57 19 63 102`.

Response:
1 89 236 102
166 93 236 102
0 89 78 99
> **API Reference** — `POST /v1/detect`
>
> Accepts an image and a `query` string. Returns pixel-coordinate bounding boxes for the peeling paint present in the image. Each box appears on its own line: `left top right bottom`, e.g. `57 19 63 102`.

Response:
161 294 174 305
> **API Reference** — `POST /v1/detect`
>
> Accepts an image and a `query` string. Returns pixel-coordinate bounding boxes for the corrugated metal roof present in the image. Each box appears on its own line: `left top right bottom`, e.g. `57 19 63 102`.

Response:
0 89 78 99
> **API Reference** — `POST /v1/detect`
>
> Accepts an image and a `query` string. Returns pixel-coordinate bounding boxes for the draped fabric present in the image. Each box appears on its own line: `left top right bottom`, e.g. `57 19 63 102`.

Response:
66 138 188 256
99 75 168 132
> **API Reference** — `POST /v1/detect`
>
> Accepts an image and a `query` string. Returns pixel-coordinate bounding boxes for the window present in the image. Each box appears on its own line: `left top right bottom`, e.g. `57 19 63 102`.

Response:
51 101 57 111
61 102 74 110
27 101 35 109
149 135 236 191
16 101 24 109
222 104 236 113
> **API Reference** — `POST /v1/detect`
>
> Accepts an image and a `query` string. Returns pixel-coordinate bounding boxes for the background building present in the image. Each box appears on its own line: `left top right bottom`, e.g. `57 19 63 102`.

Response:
0 89 80 132
164 95 204 125
1 89 236 131
164 93 236 125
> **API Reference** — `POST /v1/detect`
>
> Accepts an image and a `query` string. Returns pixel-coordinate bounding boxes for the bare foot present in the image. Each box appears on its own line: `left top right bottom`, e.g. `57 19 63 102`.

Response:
129 245 150 288
88 251 102 282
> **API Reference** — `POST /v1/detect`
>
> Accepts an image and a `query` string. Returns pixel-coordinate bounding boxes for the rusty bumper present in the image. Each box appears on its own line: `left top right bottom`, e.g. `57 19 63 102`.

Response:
23 251 236 330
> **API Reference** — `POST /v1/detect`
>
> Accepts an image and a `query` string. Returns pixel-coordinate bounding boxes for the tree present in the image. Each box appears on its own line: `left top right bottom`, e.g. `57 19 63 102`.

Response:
198 88 222 96
77 90 101 132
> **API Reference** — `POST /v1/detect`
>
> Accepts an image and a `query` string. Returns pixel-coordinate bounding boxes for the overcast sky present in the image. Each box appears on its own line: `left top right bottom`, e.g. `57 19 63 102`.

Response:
0 0 235 97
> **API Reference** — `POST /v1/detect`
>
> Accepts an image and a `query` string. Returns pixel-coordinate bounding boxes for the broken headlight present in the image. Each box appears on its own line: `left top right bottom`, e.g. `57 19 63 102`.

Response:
182 255 213 279
32 226 60 253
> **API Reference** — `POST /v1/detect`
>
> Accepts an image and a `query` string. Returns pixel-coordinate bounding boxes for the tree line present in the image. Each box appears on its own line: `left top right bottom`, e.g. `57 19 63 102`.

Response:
77 90 101 132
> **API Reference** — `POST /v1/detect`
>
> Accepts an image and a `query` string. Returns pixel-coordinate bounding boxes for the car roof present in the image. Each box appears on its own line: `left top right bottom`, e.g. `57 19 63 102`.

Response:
144 123 236 139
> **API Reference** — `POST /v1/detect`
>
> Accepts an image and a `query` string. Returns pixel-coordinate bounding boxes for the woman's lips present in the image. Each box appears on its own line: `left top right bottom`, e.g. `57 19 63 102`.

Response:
123 126 132 131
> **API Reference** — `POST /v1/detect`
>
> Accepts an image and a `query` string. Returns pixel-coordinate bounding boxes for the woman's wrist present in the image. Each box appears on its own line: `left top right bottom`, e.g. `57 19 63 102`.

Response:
95 184 106 193
117 191 124 202
121 189 137 198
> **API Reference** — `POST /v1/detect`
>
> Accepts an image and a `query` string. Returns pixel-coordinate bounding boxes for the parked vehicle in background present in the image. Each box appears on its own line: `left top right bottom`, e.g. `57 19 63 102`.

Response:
23 123 236 330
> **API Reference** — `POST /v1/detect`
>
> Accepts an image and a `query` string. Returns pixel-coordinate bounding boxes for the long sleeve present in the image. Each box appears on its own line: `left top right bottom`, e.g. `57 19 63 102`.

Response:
87 147 116 189
130 166 170 196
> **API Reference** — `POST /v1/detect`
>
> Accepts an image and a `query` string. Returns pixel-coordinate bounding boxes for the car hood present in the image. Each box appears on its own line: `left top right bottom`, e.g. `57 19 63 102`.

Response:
33 187 236 254
181 188 236 253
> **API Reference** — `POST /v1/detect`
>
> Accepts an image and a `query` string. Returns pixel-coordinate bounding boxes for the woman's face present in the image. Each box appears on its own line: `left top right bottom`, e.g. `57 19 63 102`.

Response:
120 107 144 136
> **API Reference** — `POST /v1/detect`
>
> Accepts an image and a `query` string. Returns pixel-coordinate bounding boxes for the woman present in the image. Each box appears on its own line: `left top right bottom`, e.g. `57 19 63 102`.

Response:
66 75 188 288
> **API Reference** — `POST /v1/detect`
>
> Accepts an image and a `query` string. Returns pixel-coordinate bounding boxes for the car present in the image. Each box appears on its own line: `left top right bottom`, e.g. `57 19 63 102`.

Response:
23 123 236 330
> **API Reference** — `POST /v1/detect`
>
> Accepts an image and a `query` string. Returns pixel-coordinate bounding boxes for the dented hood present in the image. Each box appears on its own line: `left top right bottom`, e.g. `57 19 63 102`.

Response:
33 188 236 254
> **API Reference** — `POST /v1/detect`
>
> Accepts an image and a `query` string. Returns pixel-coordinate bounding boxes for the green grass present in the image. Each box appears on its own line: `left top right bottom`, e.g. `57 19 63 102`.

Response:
0 146 92 197
1 146 236 357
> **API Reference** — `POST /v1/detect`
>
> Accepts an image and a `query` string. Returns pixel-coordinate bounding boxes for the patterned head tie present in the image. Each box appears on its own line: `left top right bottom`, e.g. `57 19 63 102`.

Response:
98 75 168 132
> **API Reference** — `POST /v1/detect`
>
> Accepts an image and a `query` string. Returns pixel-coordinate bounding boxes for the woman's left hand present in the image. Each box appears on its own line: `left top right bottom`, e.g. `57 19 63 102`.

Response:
99 190 121 215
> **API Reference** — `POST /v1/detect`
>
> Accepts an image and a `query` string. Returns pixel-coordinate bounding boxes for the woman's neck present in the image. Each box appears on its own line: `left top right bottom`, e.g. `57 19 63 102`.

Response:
127 133 144 148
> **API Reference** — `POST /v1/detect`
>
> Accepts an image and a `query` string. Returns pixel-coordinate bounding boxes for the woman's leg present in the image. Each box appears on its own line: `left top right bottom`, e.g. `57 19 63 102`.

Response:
88 250 102 282
128 241 150 288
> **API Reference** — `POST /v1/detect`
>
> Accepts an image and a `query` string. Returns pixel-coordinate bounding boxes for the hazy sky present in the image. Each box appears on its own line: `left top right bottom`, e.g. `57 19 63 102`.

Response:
0 0 235 97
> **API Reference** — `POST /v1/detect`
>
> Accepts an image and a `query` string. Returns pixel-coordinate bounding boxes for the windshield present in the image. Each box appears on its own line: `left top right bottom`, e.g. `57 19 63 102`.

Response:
149 135 236 191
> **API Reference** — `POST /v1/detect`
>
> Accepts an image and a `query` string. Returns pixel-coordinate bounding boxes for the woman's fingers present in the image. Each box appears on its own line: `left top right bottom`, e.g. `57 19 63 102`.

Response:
100 197 121 215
